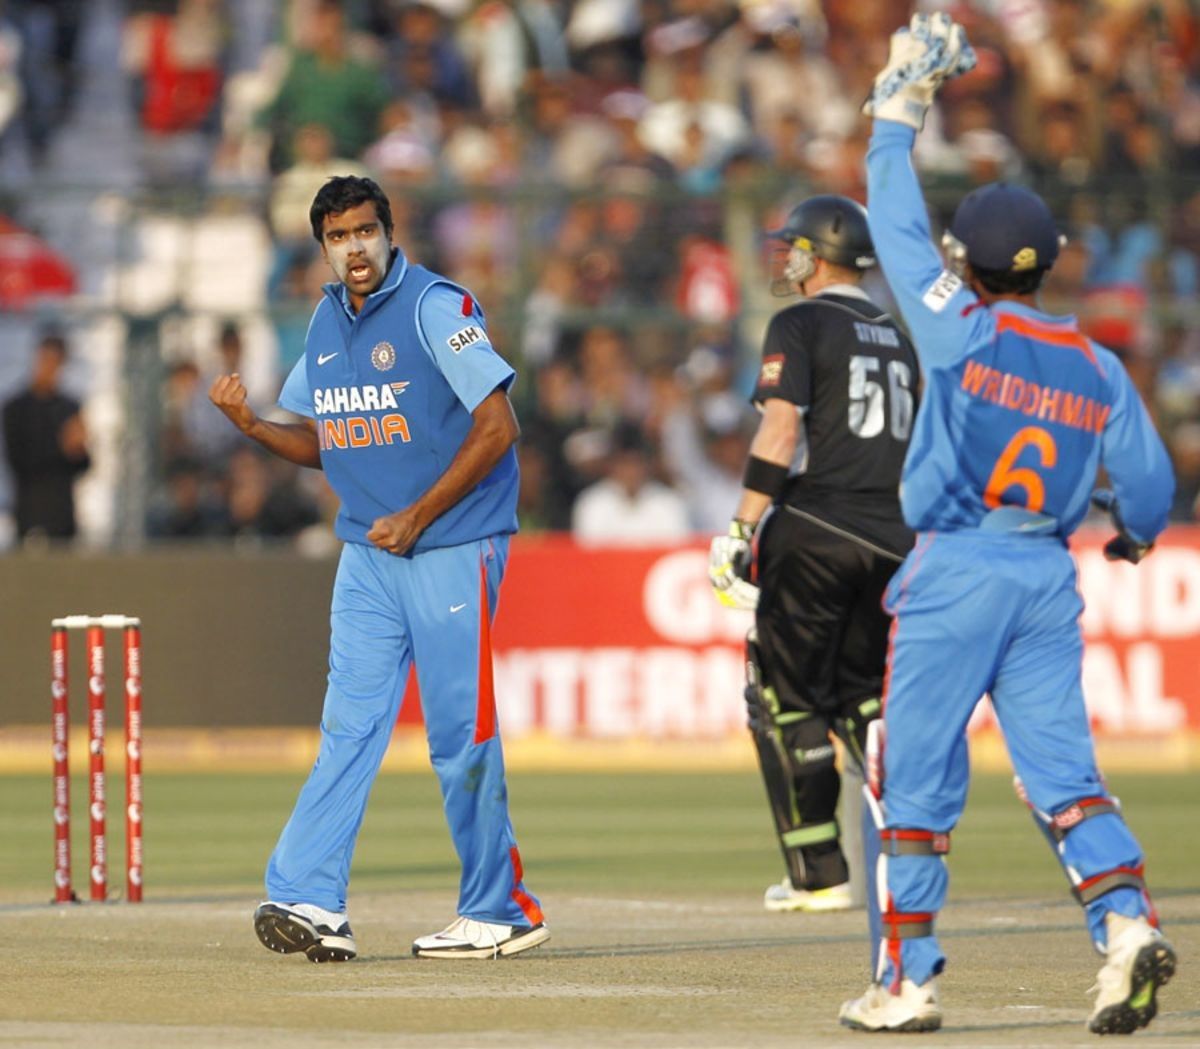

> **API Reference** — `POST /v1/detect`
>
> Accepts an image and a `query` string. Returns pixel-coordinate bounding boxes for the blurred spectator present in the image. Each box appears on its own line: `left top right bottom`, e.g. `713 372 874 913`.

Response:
14 0 85 163
123 0 226 179
1169 422 1200 522
384 0 476 111
163 322 254 473
522 76 614 187
458 0 569 118
124 0 223 134
362 99 438 183
522 252 579 366
731 4 852 145
221 445 320 542
596 88 673 181
638 54 750 171
662 385 754 533
1 333 90 542
576 325 649 426
571 423 690 546
0 8 23 160
147 455 229 539
270 123 368 245
258 0 390 171
269 122 368 288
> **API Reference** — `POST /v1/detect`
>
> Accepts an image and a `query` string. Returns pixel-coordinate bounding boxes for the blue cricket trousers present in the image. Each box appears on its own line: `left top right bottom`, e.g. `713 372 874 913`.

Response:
265 535 543 926
877 531 1152 988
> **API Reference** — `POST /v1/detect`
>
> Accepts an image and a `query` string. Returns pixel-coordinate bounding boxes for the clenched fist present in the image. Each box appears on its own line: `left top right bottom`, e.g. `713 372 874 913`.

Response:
366 506 428 556
209 373 257 434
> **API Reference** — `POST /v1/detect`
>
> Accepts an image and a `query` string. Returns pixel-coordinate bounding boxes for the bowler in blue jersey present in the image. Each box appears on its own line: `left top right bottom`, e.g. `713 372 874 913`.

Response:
837 14 1176 1037
210 175 548 962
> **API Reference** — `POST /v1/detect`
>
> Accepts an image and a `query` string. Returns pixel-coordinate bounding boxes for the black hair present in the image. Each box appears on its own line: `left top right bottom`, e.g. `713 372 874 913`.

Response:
309 176 394 244
37 332 68 357
971 265 1049 296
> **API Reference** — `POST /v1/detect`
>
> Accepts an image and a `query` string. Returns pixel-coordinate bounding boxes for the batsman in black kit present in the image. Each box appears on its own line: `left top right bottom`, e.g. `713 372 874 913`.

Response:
709 196 919 911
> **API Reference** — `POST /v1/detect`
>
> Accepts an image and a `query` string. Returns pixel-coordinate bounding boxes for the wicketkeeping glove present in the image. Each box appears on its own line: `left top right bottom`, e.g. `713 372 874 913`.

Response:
862 12 977 130
1091 488 1154 564
709 519 760 611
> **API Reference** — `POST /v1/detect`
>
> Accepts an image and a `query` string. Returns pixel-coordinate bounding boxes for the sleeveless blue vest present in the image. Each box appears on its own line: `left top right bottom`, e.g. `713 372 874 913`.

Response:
305 259 518 552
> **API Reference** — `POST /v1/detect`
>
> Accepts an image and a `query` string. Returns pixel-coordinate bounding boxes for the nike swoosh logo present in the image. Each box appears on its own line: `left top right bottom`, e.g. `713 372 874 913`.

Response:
449 604 467 613
317 352 338 365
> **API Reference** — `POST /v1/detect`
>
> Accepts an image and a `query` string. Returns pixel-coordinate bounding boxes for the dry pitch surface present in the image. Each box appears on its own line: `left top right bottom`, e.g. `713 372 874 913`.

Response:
1 889 1196 1047
0 771 1196 1047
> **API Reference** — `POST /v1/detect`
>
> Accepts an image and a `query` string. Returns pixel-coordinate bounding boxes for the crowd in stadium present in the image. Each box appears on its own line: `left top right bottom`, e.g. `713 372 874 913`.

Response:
1 0 1198 545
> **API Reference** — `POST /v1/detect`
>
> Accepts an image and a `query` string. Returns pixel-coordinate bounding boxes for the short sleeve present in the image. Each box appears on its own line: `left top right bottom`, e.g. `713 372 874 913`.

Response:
277 355 314 417
753 311 812 410
416 284 516 412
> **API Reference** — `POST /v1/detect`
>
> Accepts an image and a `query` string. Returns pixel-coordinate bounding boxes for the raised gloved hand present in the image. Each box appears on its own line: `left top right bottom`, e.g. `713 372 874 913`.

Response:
1091 489 1154 564
863 12 977 130
709 519 760 611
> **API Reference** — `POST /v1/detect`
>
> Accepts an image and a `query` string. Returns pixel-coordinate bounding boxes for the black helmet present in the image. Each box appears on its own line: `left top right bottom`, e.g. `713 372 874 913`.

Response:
769 195 876 270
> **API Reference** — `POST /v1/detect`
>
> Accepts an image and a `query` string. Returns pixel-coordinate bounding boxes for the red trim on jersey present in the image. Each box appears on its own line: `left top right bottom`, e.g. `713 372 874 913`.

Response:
995 313 1105 377
474 561 496 744
461 293 474 317
509 846 544 924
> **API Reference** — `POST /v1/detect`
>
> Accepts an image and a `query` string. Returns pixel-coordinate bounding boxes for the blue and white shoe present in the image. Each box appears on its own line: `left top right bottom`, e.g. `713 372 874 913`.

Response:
254 901 356 963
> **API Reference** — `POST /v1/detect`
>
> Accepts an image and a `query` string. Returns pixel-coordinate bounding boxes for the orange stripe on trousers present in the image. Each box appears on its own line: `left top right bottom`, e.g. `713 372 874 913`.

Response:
509 845 544 924
474 560 496 744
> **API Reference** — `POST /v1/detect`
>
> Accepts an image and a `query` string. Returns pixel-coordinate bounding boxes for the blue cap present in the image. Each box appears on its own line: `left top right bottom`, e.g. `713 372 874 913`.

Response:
949 183 1060 273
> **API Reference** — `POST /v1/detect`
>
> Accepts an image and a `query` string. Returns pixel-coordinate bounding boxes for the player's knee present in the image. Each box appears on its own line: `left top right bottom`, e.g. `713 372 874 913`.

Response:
782 721 837 775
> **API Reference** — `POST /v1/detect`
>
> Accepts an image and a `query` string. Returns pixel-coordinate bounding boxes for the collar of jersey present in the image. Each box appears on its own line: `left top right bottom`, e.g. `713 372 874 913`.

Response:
326 248 408 321
813 283 870 301
991 299 1079 330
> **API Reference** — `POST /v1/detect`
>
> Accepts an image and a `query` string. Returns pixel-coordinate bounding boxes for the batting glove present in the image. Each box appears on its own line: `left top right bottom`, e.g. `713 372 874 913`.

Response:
863 13 977 130
1091 488 1154 564
709 519 760 611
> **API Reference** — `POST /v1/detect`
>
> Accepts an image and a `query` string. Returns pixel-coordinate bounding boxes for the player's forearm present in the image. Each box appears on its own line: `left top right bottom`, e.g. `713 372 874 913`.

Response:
243 418 322 468
866 121 945 299
734 406 797 524
408 391 518 529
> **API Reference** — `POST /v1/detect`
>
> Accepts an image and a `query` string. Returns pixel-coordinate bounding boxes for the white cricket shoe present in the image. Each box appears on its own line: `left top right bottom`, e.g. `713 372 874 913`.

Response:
253 901 357 963
839 979 942 1033
412 916 550 959
1088 913 1176 1034
763 878 853 913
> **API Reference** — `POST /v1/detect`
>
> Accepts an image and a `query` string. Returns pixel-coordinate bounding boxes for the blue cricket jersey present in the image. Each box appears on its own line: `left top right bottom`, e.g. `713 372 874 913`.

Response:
278 250 519 552
865 121 1173 543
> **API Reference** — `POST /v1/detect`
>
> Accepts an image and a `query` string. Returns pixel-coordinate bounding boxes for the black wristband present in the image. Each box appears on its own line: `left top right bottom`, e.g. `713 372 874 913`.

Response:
743 456 789 497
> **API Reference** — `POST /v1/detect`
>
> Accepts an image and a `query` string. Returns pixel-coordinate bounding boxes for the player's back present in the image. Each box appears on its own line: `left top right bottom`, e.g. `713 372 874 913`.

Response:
756 290 919 556
902 304 1121 538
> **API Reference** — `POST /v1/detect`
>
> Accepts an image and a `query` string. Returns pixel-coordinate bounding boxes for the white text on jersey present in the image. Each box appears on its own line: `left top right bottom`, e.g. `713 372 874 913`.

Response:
314 383 410 416
854 322 900 348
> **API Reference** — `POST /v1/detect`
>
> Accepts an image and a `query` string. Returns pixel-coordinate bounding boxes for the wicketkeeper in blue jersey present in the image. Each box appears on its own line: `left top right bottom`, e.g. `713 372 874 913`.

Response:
210 175 548 962
837 14 1177 1036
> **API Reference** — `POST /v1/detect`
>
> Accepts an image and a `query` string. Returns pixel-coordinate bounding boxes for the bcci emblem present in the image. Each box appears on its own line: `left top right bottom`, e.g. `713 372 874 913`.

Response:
371 341 397 371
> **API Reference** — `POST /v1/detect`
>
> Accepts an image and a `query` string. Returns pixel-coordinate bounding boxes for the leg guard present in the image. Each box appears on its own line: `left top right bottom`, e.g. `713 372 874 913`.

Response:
1013 777 1157 948
863 719 950 987
745 630 842 888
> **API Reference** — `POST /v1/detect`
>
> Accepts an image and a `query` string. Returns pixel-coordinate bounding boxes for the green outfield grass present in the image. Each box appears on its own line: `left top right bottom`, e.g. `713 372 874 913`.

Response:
2 770 1196 902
